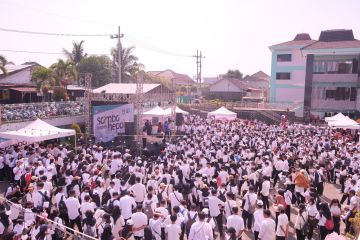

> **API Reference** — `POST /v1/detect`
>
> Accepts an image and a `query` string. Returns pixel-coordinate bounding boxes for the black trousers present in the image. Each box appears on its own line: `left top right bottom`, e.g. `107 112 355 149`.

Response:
254 231 259 240
242 210 253 230
214 213 223 236
296 229 305 240
316 182 324 196
261 194 269 209
276 236 285 240
319 226 328 240
69 216 82 233
285 205 291 221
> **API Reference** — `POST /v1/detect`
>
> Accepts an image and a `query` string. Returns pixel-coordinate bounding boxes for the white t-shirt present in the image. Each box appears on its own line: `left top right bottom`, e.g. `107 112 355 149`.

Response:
131 212 148 237
253 208 265 232
129 183 147 203
261 180 270 196
226 215 244 236
65 197 80 220
188 221 214 240
166 223 181 240
119 195 136 219
276 213 289 237
258 218 276 240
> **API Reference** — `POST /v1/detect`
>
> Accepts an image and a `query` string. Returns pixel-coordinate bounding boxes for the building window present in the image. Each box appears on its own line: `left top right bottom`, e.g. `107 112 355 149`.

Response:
276 72 291 80
324 87 356 101
277 54 292 62
313 60 353 74
350 87 357 101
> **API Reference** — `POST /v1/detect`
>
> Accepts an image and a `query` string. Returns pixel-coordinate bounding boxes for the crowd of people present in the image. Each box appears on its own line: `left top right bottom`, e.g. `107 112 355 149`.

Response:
0 115 359 240
1 101 84 122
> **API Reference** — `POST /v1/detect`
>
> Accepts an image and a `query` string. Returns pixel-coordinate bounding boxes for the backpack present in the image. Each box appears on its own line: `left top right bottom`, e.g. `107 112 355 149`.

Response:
83 224 95 240
202 197 209 208
185 212 197 235
91 193 101 207
218 190 226 202
144 201 154 219
143 226 154 240
58 195 68 215
105 199 116 213
157 189 165 203
102 189 111 205
325 217 334 231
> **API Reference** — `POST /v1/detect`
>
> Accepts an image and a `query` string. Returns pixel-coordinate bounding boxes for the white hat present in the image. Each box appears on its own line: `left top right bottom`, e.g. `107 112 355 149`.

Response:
201 208 209 215
257 200 263 206
127 219 134 225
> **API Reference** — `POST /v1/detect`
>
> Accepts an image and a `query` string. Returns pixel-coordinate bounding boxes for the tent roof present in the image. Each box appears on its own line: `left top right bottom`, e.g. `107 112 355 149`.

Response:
93 83 160 94
143 106 167 116
164 106 189 115
208 106 236 116
325 113 347 122
0 118 75 143
328 116 360 129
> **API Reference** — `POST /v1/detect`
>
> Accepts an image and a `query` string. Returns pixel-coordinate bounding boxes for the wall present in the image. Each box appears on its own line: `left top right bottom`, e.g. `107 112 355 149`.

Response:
270 48 307 104
0 115 85 131
209 79 242 92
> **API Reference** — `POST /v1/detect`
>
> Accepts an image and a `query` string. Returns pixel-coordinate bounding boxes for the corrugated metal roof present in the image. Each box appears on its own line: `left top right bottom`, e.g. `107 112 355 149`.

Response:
93 83 160 94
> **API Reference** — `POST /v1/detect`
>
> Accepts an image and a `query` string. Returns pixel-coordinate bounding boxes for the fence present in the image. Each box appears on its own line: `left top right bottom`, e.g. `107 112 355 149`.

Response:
1 101 85 123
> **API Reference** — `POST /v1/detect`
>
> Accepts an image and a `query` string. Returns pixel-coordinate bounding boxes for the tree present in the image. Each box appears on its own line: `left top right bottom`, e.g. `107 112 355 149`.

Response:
0 55 8 76
111 46 144 83
63 40 86 65
78 55 112 88
50 59 77 87
63 40 86 85
224 69 243 79
31 66 55 91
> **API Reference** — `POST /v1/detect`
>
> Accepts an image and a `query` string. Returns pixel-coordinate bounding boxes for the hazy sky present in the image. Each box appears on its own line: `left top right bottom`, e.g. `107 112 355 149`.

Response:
1 0 360 79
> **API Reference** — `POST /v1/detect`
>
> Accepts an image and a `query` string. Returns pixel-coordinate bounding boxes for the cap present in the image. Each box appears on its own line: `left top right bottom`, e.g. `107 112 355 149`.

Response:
257 200 263 206
126 220 134 225
201 208 209 215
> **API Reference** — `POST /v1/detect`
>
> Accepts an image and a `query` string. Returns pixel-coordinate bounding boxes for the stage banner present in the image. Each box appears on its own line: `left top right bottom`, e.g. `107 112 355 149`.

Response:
93 104 134 142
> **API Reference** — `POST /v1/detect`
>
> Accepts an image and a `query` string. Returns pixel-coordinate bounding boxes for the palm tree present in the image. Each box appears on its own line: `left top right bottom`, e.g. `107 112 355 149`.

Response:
63 41 86 85
50 59 78 87
31 66 55 101
111 46 144 83
0 55 8 76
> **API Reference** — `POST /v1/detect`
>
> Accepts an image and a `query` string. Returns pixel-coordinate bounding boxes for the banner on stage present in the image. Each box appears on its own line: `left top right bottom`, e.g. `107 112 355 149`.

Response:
93 104 134 142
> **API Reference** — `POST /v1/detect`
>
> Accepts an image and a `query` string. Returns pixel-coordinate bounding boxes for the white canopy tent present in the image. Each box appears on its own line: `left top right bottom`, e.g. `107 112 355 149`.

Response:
143 106 167 116
325 113 347 123
207 106 237 120
328 116 360 129
163 106 189 116
0 118 75 144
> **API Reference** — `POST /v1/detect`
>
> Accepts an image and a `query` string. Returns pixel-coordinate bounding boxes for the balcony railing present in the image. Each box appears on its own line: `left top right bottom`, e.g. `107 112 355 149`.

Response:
1 101 85 123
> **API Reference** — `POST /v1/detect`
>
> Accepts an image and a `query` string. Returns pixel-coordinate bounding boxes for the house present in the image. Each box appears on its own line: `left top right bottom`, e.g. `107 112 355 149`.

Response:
147 69 195 86
243 71 270 100
269 29 360 119
204 78 248 101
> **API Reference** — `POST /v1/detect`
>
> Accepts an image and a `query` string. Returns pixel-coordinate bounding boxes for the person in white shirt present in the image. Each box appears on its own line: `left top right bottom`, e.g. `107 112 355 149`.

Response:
168 186 183 208
276 206 289 240
253 200 264 240
119 191 137 220
226 206 244 239
294 204 307 240
131 204 148 239
129 177 147 204
242 186 257 230
261 176 271 209
149 212 162 240
224 192 237 219
65 189 82 232
80 195 95 218
165 215 181 240
258 209 276 240
208 188 225 236
188 211 214 240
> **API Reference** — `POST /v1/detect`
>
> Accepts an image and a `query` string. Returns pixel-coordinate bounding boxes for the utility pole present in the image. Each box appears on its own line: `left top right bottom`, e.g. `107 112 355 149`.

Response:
193 50 204 96
110 26 124 83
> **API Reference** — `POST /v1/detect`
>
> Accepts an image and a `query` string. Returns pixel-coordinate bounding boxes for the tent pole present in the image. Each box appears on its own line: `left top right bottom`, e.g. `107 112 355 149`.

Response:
74 134 77 150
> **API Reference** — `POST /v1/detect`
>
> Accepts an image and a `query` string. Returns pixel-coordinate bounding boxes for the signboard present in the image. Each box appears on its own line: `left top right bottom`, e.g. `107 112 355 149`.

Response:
93 104 134 142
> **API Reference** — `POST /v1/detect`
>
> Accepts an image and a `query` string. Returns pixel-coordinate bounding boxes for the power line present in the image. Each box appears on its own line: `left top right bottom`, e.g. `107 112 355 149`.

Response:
0 27 111 37
0 49 112 56
124 36 192 58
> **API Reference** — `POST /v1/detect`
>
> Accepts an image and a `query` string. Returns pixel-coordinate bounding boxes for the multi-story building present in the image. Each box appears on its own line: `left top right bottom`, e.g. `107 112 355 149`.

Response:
269 29 360 119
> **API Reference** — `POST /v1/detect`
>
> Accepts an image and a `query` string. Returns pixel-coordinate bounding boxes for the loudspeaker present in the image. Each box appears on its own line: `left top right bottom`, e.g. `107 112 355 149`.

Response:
176 113 183 126
125 122 136 135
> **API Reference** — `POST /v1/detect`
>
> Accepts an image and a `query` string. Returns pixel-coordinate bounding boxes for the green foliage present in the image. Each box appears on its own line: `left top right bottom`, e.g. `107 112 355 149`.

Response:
63 40 86 65
31 66 55 91
78 55 112 88
111 46 144 83
0 55 8 76
50 59 77 86
224 69 243 79
71 123 82 134
52 86 69 101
